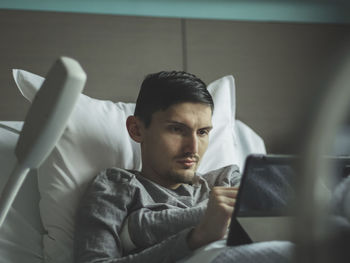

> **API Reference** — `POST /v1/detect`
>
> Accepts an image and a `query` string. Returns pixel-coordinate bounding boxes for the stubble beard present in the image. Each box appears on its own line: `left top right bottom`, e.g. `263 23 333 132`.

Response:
167 166 197 185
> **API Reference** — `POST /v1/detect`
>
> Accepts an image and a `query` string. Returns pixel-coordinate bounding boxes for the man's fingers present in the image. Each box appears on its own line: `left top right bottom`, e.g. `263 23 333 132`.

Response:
225 190 238 198
217 195 236 206
220 203 234 217
213 186 239 191
211 187 238 198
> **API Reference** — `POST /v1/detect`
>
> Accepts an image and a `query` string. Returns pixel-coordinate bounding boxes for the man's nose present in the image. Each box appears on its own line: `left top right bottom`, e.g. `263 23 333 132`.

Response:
184 133 199 154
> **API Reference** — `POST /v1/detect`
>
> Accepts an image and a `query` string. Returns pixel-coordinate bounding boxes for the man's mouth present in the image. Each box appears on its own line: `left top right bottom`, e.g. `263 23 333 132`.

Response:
176 158 197 168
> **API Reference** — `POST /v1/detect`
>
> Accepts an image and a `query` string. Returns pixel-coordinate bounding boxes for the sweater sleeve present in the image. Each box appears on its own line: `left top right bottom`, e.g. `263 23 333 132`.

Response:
127 203 206 249
201 165 241 187
74 168 195 263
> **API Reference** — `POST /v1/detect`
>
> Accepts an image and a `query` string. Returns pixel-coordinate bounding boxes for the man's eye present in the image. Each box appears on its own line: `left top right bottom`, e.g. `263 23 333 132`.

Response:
170 126 183 133
198 129 209 136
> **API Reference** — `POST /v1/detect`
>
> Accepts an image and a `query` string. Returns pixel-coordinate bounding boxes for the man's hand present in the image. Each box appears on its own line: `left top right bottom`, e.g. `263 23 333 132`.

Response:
188 186 238 250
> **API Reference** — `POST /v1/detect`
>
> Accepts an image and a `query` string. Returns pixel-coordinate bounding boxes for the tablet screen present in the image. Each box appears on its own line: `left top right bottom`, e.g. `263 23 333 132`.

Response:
237 163 296 217
235 154 350 217
227 154 350 246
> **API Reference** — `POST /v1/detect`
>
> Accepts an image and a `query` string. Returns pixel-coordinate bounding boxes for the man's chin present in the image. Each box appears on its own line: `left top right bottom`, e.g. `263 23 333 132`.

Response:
170 169 196 184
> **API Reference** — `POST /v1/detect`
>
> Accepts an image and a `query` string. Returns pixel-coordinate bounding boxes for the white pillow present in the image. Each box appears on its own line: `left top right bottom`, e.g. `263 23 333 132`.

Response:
13 69 240 262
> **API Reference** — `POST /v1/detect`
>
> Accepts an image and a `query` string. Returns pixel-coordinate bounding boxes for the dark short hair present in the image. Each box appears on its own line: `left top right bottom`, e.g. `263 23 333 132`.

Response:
134 71 214 127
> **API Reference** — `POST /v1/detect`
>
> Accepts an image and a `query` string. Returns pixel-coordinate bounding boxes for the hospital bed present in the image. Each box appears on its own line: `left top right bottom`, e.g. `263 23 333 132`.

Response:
1 54 350 262
0 57 270 263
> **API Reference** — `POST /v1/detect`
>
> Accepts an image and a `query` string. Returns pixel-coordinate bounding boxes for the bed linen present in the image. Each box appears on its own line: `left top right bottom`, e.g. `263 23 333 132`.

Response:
0 121 44 263
211 240 293 263
179 239 293 263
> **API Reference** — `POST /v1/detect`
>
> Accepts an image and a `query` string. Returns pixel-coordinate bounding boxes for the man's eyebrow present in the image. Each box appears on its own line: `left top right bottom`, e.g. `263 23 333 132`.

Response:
165 121 188 127
201 126 213 131
165 120 213 130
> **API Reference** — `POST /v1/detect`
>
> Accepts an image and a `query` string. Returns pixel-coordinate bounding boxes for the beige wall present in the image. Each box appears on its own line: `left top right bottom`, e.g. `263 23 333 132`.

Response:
0 10 183 119
1 9 349 153
185 19 350 152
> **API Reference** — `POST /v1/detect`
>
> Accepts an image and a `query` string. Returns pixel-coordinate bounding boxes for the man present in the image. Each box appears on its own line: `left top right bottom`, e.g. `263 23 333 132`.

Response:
75 71 241 262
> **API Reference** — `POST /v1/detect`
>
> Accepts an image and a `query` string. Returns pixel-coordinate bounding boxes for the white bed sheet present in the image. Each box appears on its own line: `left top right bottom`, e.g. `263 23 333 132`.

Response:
0 121 44 263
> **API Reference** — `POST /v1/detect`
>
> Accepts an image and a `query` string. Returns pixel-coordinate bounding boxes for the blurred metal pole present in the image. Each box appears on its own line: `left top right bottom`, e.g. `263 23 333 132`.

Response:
294 48 350 263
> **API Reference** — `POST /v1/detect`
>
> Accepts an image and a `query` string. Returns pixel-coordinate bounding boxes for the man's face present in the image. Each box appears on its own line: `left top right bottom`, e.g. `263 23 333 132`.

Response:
139 102 213 189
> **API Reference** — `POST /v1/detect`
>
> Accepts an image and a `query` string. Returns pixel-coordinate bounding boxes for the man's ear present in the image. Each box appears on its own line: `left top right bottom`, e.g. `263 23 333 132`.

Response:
126 116 144 143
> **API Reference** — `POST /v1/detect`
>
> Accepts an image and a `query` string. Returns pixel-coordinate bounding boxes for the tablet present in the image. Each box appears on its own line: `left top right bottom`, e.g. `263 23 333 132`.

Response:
226 154 350 246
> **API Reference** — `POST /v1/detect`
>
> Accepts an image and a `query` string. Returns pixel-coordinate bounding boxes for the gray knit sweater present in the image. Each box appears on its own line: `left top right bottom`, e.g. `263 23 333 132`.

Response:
74 165 240 263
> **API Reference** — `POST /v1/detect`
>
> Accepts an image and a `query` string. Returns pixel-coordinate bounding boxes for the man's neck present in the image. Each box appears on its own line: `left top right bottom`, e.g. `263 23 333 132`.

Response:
139 170 182 190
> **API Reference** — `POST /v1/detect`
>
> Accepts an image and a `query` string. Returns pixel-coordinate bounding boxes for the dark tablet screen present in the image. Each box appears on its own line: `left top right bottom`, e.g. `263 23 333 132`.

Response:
227 154 350 246
235 154 350 217
236 162 296 216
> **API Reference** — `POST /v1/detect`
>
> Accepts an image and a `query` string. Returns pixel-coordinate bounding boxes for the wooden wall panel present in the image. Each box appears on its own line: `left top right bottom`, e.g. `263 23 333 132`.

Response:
0 10 183 120
1 9 349 153
185 19 350 153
